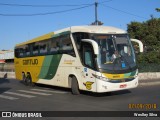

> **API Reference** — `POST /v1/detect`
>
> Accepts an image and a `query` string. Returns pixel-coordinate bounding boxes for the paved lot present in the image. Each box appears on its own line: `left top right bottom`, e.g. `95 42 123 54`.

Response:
0 78 160 120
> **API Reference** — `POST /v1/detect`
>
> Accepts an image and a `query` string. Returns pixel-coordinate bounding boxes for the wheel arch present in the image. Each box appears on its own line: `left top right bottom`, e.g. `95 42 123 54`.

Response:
68 74 80 89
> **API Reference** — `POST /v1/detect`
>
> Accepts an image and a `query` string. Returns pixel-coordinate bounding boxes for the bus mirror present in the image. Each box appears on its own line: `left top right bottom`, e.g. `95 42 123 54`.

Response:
131 39 143 53
81 39 99 55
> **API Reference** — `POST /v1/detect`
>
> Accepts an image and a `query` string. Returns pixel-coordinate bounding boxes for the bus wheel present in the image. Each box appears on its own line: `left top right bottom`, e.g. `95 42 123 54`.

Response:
25 73 35 86
71 76 80 95
22 73 26 85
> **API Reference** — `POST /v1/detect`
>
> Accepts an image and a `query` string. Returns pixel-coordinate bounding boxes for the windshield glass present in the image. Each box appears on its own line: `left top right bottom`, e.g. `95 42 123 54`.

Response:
91 34 136 73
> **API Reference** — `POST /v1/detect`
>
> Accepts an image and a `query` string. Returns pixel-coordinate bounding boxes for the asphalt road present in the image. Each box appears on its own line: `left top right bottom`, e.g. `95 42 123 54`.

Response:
0 78 159 120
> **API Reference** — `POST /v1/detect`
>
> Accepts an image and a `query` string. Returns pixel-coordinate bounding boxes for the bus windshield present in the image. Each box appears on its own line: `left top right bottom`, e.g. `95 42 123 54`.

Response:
91 34 136 73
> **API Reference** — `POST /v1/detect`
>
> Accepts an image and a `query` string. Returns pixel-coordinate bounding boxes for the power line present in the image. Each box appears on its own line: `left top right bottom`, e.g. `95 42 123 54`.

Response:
0 4 93 16
101 4 148 19
0 2 93 7
99 0 114 4
0 1 113 7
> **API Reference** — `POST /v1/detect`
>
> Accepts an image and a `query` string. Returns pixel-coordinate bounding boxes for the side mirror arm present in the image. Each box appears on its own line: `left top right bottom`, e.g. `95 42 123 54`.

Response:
131 39 143 53
81 39 99 55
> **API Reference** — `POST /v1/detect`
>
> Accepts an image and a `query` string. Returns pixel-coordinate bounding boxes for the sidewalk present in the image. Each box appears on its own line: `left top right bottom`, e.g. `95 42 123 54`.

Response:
138 72 160 86
0 72 160 86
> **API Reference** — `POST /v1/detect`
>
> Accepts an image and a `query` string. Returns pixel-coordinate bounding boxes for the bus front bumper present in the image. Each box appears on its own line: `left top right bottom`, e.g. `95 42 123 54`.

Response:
96 77 138 93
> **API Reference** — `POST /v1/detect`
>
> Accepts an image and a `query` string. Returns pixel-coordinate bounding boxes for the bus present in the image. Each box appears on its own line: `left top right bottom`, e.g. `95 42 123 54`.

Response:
14 26 143 95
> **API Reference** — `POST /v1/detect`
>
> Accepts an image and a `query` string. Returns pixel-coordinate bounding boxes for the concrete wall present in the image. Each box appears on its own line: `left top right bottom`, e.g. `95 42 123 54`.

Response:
138 72 160 80
0 72 15 79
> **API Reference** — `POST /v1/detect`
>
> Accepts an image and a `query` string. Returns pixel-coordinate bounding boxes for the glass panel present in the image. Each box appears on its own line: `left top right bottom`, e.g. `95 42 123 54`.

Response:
39 41 48 54
33 43 39 55
91 34 136 73
85 51 93 68
50 38 58 53
72 32 137 73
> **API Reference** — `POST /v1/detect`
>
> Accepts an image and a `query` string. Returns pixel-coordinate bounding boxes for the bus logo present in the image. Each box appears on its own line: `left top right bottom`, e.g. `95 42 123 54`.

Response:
23 59 38 65
83 81 94 90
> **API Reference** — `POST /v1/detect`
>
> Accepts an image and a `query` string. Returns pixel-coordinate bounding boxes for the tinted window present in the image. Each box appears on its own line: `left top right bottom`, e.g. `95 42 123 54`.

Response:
39 41 48 54
32 43 39 55
15 32 75 57
25 44 32 56
72 32 90 50
82 43 95 69
50 37 59 54
60 34 75 56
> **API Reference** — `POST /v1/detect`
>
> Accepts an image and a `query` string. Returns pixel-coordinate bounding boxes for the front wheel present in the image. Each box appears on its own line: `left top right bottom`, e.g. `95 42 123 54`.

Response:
71 76 80 95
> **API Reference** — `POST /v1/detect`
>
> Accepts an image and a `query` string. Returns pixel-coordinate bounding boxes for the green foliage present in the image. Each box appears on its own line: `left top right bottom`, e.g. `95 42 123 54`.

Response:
156 8 160 12
137 52 160 64
127 17 160 65
138 63 160 72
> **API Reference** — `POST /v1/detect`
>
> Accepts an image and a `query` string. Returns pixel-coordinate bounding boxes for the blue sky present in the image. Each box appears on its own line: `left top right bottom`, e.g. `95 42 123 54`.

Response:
0 0 159 50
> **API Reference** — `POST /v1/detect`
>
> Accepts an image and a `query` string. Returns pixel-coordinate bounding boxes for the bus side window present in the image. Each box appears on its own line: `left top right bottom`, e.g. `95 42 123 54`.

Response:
18 45 26 57
33 43 39 55
15 48 19 58
39 41 48 55
15 45 27 58
61 34 75 56
25 44 31 56
73 32 90 50
50 38 58 54
19 48 25 57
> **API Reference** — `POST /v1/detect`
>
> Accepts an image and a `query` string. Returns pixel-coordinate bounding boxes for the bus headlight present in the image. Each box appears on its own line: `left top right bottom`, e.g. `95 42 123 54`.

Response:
92 74 109 81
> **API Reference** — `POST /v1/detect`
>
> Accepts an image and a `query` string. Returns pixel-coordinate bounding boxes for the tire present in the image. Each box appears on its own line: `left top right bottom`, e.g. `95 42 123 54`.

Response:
22 73 26 85
25 74 31 86
71 76 80 95
25 73 35 87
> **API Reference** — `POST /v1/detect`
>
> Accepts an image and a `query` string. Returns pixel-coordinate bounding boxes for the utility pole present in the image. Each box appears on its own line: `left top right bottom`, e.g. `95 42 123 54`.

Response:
95 1 98 25
91 0 103 25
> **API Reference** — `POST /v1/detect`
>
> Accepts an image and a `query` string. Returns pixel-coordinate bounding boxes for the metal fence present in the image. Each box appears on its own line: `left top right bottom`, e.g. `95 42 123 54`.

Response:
138 63 160 73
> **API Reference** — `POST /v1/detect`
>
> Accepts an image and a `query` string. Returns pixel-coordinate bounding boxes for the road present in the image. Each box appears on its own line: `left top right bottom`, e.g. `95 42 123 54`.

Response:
0 78 159 120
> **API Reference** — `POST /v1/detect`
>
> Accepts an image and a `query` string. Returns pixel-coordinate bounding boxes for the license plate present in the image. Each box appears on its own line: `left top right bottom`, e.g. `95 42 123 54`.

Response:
120 84 127 88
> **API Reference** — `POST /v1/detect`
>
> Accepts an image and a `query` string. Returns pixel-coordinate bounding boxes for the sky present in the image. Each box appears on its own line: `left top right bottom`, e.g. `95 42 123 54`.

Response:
0 0 159 50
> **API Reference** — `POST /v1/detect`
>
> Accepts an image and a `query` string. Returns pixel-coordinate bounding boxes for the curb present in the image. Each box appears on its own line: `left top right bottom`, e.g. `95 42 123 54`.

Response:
139 79 160 86
138 72 160 80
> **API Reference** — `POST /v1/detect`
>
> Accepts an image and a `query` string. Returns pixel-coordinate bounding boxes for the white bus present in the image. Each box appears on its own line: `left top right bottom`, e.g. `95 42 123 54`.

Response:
14 26 143 94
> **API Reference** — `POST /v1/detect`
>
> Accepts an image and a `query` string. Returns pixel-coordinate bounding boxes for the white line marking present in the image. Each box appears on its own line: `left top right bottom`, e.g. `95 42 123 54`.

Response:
18 90 52 96
4 91 35 98
31 89 68 94
0 95 18 100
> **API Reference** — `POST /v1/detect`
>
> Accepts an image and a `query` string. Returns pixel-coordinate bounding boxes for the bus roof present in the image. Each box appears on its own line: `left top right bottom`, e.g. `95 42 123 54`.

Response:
16 26 126 47
71 26 126 34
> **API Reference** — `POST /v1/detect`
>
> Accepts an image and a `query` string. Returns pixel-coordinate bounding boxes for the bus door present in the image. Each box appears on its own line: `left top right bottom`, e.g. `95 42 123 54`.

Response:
81 42 96 91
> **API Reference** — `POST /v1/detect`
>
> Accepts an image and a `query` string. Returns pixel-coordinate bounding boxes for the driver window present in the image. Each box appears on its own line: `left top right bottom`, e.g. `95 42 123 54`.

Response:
84 51 93 68
83 44 94 69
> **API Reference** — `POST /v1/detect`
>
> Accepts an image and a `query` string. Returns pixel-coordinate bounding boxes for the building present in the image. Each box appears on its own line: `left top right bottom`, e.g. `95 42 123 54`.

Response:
0 50 14 72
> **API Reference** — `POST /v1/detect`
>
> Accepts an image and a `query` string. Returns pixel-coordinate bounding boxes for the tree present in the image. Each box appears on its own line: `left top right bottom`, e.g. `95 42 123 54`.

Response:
156 8 160 12
127 17 160 64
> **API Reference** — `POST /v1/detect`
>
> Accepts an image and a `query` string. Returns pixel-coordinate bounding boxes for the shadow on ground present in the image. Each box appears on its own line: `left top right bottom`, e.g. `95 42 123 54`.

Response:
0 87 11 94
0 78 10 84
29 83 131 97
0 78 11 94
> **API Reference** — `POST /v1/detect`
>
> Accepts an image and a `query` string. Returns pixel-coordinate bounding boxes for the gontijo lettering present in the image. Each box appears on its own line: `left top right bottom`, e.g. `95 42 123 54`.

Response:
23 59 38 65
